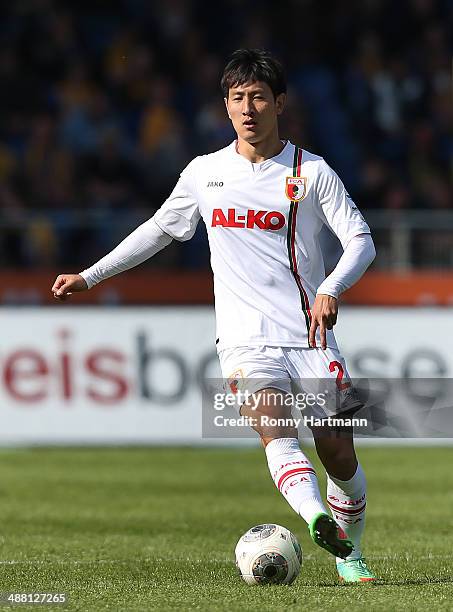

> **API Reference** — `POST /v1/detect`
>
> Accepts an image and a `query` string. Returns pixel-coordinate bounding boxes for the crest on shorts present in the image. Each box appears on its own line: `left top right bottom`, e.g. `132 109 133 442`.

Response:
227 369 244 394
285 177 307 201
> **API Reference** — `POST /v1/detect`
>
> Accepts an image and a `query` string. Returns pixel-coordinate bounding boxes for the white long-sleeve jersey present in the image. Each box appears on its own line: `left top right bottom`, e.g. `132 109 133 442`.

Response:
82 140 374 351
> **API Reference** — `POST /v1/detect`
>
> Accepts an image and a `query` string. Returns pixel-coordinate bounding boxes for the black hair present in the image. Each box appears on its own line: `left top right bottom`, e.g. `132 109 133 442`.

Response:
221 49 287 99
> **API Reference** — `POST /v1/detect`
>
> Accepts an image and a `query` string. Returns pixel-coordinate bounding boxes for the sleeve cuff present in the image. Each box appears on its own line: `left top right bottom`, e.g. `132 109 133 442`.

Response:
316 286 339 299
79 269 95 290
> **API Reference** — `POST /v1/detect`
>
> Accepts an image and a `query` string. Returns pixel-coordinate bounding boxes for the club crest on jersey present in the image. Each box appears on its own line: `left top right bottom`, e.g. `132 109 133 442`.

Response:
285 177 307 202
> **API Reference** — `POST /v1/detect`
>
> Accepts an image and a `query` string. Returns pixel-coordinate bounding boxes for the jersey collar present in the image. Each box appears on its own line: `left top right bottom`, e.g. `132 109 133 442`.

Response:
230 139 292 167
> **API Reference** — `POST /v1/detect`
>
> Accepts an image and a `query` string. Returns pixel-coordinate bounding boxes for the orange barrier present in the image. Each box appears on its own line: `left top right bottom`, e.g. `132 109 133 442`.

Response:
342 272 453 306
0 270 452 306
0 270 214 305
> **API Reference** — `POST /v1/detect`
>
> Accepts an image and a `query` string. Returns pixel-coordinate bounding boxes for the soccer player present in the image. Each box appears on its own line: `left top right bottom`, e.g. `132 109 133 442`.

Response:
52 49 376 582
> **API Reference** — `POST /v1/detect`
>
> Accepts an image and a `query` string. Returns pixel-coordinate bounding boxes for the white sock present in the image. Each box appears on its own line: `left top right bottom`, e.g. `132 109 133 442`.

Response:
265 437 327 524
327 464 367 562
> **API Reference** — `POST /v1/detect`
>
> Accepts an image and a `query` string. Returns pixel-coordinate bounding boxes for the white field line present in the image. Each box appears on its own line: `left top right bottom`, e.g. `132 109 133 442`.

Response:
0 558 228 565
1 553 453 565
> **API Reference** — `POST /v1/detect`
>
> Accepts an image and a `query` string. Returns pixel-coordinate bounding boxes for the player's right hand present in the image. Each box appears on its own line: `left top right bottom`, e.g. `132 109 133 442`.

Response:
51 274 88 301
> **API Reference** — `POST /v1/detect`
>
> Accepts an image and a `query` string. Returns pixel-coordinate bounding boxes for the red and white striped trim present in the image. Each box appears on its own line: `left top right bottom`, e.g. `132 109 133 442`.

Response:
327 500 367 515
277 467 316 492
288 201 312 322
287 146 312 333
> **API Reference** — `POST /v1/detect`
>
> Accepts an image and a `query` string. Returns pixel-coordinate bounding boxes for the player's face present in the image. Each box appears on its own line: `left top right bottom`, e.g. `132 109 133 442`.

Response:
225 81 286 144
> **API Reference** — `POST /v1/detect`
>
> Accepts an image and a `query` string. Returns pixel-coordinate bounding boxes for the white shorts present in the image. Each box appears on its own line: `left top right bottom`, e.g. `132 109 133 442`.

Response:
218 345 358 417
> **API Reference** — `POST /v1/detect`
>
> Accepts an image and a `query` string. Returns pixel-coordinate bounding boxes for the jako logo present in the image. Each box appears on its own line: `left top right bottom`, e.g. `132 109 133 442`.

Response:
211 208 285 230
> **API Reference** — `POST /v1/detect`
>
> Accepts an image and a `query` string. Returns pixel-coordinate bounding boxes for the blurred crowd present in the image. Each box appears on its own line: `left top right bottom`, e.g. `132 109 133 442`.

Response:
0 0 451 269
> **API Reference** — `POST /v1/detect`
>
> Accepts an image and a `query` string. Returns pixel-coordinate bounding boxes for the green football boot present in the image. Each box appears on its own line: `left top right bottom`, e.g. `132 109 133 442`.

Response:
337 558 376 582
308 512 354 559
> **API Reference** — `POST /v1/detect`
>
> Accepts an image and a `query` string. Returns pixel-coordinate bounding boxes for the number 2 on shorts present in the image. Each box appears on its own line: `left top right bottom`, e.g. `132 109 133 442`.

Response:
329 360 351 391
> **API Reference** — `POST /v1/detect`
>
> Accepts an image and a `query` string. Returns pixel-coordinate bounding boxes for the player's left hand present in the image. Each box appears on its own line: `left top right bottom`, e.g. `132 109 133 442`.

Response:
309 294 338 350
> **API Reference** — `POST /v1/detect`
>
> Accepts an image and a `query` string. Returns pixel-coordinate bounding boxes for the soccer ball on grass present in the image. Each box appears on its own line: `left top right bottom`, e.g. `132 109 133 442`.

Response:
235 523 302 585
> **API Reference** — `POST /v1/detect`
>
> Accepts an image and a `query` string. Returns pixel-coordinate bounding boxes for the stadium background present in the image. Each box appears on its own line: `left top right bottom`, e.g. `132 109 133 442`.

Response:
0 1 452 610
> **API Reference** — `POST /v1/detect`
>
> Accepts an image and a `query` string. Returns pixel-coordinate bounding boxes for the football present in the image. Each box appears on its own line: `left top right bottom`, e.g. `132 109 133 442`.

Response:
235 523 303 585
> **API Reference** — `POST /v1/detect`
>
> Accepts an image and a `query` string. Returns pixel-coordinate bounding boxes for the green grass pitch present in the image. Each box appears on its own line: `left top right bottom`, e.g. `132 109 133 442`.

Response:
0 446 452 611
